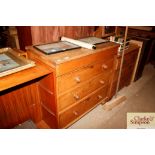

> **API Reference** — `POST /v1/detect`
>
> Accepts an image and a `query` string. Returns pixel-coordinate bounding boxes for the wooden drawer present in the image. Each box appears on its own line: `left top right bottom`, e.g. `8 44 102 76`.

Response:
59 86 108 128
39 85 57 114
57 59 114 95
56 46 118 76
58 71 111 111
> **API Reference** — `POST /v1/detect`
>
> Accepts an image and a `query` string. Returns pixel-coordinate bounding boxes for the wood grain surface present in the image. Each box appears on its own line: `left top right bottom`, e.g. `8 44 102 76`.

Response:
0 61 51 92
0 59 53 128
27 42 118 128
0 80 41 128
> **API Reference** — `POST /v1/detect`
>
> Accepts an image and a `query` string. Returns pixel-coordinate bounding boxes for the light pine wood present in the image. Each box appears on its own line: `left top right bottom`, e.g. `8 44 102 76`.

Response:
1 42 138 128
39 73 55 92
0 51 53 128
36 120 50 129
59 86 108 128
57 59 113 95
27 42 119 128
39 84 56 115
58 71 111 112
0 61 51 92
41 105 58 128
26 42 118 66
0 81 42 128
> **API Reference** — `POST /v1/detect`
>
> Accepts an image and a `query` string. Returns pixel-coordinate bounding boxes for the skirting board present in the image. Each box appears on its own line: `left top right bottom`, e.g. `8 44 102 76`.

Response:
103 96 126 111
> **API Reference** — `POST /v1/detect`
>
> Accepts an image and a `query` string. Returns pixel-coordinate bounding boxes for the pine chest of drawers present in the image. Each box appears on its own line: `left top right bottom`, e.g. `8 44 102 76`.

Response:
26 42 119 128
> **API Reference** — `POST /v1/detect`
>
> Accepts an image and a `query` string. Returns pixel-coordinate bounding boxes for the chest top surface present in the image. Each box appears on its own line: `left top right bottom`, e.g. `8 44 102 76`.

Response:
26 42 119 66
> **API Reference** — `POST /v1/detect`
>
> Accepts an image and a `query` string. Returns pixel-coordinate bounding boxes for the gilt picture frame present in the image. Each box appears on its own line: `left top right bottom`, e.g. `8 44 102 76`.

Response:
0 47 35 77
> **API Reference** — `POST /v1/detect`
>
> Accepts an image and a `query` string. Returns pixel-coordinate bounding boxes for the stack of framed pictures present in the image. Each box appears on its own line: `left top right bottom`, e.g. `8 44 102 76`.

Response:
0 47 35 77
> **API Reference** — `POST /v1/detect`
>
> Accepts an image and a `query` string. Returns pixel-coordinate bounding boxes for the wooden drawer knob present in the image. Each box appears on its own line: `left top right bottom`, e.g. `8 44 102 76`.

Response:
73 94 80 100
73 111 78 116
99 80 105 84
86 97 91 101
102 64 108 69
89 65 94 68
74 76 81 83
30 103 36 108
87 64 94 68
98 95 103 99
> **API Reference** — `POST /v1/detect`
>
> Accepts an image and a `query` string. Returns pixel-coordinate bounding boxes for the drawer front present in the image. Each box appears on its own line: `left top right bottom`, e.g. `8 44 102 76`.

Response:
56 46 118 76
39 85 57 114
59 86 108 128
58 71 111 111
57 59 114 95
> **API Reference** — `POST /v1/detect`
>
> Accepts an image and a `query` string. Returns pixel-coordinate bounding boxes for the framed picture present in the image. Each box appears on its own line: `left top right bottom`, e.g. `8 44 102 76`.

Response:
33 41 80 55
0 47 35 77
